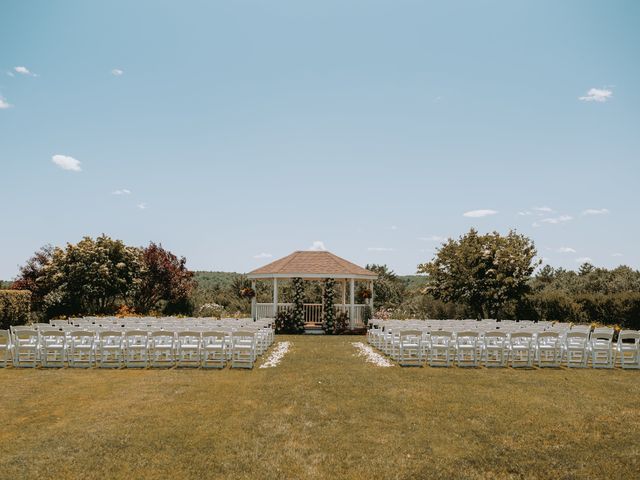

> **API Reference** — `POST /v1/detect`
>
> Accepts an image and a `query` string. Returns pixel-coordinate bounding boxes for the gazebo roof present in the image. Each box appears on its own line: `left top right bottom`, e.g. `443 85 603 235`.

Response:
247 251 377 280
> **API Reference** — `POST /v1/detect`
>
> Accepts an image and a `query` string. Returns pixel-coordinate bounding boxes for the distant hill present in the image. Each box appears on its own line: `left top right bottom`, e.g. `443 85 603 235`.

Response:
402 275 429 290
193 271 244 289
3 273 426 291
193 271 426 287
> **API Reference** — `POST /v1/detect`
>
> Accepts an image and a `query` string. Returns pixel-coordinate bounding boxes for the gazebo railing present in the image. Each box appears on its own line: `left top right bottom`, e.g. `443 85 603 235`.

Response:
255 303 367 328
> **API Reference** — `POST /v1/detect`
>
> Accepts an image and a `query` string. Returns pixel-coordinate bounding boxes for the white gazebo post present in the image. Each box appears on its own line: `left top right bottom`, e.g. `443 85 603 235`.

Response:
369 279 375 313
349 277 355 328
251 279 257 320
273 277 279 317
342 279 347 305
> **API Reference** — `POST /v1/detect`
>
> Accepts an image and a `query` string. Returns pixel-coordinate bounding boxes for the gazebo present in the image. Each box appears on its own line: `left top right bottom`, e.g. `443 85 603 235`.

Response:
247 251 377 329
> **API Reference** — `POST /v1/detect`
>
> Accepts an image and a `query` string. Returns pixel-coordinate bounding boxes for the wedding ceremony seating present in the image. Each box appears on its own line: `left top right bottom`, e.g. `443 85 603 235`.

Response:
367 319 639 369
2 316 274 369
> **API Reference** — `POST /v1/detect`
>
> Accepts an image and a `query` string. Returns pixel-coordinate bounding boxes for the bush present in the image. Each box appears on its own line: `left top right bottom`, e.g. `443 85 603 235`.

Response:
275 309 300 334
362 305 372 326
0 290 32 329
334 311 350 334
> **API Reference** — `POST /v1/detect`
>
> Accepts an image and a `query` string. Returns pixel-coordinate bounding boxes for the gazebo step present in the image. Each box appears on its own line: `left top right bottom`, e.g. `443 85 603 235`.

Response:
304 324 325 335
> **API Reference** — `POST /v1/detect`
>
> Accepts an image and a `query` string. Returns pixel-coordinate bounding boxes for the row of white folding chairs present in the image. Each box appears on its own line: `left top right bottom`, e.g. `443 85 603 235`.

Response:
66 317 256 328
369 327 640 369
1 327 273 369
20 322 275 348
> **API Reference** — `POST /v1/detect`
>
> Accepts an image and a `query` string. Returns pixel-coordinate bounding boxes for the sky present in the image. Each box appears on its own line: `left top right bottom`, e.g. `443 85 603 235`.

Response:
1 0 639 279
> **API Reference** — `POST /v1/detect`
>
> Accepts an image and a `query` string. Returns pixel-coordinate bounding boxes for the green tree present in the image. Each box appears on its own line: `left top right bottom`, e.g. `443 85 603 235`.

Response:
14 235 195 318
41 235 141 316
363 264 405 310
417 229 540 318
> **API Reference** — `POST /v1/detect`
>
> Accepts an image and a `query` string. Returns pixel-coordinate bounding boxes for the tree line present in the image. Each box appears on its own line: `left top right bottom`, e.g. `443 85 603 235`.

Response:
6 231 640 329
12 235 195 319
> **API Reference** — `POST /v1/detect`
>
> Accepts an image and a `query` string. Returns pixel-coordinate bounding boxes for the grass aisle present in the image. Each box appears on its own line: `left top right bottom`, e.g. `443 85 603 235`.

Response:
0 335 639 479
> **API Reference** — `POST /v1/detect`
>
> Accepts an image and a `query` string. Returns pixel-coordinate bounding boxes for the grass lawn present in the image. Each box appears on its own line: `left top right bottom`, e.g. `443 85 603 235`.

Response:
1 335 639 479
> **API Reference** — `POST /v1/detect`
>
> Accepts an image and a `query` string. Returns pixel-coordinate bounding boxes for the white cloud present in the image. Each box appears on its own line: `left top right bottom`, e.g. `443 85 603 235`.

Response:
557 247 577 253
390 225 398 231
111 68 124 76
533 215 572 227
14 66 36 76
137 203 147 210
308 241 326 251
575 257 593 263
419 235 446 242
51 154 81 172
533 206 554 213
611 253 623 257
582 208 609 216
253 252 273 259
367 247 395 252
579 88 613 103
463 209 498 218
520 207 554 217
112 189 131 195
0 96 11 109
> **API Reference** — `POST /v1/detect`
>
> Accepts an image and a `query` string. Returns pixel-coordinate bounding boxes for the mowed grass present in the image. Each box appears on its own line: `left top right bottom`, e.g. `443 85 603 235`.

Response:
0 336 639 480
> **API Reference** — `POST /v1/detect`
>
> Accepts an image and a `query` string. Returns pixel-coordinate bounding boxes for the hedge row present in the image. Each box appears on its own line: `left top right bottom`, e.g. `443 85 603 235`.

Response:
512 291 640 329
0 290 32 329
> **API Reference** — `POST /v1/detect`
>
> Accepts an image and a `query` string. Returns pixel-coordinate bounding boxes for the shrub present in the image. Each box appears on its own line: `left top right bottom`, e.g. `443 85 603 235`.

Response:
275 309 297 334
362 305 372 326
334 311 350 334
0 290 32 329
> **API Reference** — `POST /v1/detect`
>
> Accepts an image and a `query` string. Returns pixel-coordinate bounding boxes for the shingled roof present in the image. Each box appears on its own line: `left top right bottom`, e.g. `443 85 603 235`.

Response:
247 251 377 279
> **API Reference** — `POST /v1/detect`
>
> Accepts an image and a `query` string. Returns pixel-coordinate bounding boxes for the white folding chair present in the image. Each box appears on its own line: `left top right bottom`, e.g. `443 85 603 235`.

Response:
482 331 508 367
39 329 67 367
12 329 39 367
149 331 176 368
201 331 227 369
455 331 480 367
428 331 453 367
509 332 534 368
98 331 124 368
68 331 95 368
49 319 69 328
231 331 257 369
176 331 201 367
397 330 423 367
616 330 640 369
0 330 12 367
564 331 589 368
124 330 149 368
590 328 614 369
536 331 562 368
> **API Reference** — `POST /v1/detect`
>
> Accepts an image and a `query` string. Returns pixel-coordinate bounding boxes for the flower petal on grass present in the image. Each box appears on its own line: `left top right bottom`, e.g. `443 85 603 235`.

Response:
352 342 393 367
259 341 291 368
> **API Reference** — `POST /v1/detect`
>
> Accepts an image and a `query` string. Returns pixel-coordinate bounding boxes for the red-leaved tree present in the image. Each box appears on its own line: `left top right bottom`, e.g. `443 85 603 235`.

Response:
132 242 196 314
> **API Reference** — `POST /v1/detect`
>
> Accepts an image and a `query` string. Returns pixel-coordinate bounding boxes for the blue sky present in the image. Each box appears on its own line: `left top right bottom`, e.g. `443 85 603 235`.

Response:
1 0 639 279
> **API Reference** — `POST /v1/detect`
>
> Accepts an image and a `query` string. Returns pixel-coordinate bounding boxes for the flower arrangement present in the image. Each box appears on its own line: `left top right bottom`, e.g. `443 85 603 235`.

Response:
374 307 393 320
240 287 255 299
199 302 226 319
322 278 336 334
